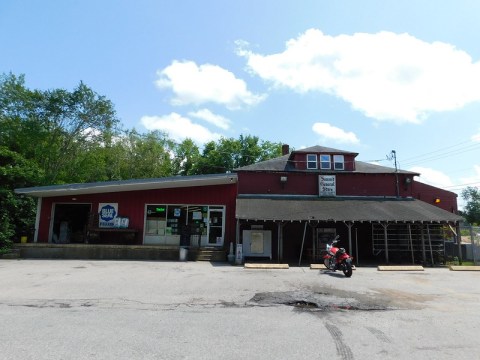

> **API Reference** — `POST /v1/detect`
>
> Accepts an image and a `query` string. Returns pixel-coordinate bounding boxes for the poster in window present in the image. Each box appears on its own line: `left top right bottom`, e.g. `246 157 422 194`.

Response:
250 232 264 254
98 203 118 228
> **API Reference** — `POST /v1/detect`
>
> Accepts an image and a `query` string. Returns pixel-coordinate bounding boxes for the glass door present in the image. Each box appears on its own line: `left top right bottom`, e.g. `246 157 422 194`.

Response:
208 208 225 246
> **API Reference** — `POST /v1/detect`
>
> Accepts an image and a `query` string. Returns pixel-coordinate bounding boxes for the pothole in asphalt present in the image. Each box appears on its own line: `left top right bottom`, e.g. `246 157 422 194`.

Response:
248 290 396 312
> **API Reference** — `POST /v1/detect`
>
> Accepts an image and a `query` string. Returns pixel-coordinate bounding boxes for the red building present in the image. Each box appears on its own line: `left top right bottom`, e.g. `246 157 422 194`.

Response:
15 145 463 265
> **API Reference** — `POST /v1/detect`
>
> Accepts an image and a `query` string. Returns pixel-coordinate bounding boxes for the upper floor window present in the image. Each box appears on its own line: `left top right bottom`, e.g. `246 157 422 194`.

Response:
320 155 331 169
333 155 344 170
307 154 317 169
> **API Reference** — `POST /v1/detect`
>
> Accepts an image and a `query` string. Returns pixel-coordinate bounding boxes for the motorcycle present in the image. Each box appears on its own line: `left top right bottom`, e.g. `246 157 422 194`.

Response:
323 236 353 277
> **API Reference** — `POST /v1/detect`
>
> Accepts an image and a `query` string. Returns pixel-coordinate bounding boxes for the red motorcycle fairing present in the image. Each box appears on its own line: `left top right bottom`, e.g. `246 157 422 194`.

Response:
322 238 353 277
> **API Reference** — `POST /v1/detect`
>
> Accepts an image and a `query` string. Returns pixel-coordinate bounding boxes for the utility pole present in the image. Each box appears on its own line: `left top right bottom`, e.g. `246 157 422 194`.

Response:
388 150 400 197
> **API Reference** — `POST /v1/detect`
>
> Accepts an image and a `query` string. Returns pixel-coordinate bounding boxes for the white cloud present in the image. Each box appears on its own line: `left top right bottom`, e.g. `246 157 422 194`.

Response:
237 29 480 123
141 113 222 144
156 60 266 109
312 122 359 144
409 166 454 188
460 165 480 187
188 109 231 130
472 133 480 142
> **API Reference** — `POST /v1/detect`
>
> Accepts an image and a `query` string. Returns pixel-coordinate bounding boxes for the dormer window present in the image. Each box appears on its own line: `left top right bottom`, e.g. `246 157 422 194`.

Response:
320 155 331 169
333 155 344 170
307 154 317 169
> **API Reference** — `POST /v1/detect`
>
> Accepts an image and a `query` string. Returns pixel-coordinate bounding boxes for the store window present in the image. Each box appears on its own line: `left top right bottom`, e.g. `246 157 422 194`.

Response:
145 205 167 236
320 154 331 169
307 154 317 169
144 204 225 247
333 155 344 170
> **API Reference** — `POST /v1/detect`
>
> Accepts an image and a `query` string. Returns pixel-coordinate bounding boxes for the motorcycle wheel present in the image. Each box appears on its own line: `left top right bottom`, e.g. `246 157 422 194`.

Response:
343 260 353 277
324 258 331 269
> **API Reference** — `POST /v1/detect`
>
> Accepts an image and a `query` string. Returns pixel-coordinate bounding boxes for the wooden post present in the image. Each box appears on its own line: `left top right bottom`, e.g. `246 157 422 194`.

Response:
383 223 389 264
426 224 434 266
277 222 285 263
421 225 426 264
343 221 354 263
408 223 414 264
298 222 308 266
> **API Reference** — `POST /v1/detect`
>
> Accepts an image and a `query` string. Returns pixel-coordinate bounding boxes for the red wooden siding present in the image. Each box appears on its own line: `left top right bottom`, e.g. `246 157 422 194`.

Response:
37 183 237 244
412 181 458 213
238 172 414 197
237 171 458 215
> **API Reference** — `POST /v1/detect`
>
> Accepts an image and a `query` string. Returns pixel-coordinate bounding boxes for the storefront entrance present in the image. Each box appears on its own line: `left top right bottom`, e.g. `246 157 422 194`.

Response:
50 203 91 243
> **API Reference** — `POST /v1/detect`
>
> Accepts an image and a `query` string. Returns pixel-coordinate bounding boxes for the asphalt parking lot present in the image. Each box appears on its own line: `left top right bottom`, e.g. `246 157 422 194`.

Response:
1 259 479 360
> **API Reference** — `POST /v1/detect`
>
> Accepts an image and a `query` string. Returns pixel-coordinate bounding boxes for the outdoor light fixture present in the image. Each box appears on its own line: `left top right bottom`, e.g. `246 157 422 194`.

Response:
434 198 441 204
280 176 288 183
404 177 412 190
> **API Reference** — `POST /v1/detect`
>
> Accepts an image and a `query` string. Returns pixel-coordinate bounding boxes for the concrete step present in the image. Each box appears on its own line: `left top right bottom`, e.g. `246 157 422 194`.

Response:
192 249 226 262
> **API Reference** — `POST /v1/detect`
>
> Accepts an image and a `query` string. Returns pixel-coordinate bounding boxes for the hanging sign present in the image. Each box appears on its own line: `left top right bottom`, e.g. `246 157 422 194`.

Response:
98 203 118 228
319 175 336 197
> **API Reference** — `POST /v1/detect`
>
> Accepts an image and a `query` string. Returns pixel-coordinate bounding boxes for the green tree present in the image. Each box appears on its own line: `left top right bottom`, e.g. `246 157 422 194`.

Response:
461 186 480 225
171 138 200 176
113 129 175 179
193 135 282 174
0 73 120 184
0 147 42 252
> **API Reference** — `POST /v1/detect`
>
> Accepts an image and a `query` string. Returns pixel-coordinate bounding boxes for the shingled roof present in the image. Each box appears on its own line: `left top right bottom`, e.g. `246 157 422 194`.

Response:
236 196 462 223
292 145 358 156
235 154 418 175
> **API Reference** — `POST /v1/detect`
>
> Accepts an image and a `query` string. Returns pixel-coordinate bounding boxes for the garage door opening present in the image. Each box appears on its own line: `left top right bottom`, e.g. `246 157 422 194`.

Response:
51 203 91 243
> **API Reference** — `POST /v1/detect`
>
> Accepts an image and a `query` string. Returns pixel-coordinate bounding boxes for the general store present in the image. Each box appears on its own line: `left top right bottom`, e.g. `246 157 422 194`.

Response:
15 145 463 264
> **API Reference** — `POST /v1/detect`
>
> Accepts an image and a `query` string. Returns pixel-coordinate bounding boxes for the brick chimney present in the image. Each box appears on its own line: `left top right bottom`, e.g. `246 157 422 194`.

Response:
282 144 290 155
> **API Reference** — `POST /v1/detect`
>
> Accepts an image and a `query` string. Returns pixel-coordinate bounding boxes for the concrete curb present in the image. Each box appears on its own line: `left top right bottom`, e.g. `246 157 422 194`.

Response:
377 265 424 271
244 263 289 269
449 265 480 271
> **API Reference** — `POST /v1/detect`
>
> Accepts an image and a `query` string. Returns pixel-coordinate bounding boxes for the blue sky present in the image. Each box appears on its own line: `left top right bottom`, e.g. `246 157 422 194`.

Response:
1 0 480 207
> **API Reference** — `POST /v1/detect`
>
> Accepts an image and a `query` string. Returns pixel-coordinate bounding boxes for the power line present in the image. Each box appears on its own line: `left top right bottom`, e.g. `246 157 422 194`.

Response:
401 141 480 167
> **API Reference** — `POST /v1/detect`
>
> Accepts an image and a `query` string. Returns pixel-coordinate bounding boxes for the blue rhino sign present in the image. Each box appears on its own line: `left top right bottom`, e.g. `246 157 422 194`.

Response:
98 203 118 228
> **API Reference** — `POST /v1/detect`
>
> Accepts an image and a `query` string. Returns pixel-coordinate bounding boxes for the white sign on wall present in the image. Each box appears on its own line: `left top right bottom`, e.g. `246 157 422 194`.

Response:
319 175 336 197
98 203 118 228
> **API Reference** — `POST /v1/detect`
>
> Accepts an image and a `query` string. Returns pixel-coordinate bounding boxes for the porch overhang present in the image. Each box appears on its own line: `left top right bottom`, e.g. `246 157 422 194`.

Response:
235 196 463 223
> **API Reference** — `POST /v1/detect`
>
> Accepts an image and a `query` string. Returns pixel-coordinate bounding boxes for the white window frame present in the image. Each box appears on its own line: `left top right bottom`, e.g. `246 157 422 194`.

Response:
320 155 331 170
306 154 317 169
333 155 344 170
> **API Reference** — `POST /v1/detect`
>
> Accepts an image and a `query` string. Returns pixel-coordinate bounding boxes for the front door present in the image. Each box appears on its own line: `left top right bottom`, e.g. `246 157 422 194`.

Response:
208 208 224 246
50 203 91 243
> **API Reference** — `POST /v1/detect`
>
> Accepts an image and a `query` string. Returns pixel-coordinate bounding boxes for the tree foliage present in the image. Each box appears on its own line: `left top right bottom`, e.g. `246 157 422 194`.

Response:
0 147 41 251
0 72 284 247
193 135 282 174
461 186 480 225
0 73 120 184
